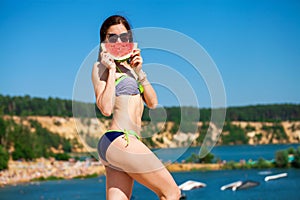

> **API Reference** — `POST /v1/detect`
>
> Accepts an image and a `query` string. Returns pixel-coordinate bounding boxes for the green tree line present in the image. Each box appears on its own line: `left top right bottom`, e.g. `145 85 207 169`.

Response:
0 117 75 170
1 94 300 122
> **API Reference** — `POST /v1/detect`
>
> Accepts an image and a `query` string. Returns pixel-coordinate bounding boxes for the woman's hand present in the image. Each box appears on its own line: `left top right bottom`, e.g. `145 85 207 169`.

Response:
100 51 116 70
130 49 143 73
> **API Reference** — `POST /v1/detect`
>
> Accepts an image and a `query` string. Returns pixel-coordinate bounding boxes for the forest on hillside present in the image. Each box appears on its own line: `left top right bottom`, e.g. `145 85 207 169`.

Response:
1 94 300 122
0 116 80 169
1 94 300 169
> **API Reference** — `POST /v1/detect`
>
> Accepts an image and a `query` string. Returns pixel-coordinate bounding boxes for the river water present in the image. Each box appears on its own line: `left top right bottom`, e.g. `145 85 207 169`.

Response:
155 143 300 162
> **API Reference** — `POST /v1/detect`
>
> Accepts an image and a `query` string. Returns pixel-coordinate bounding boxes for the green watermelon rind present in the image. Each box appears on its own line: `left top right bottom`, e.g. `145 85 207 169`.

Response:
100 42 137 62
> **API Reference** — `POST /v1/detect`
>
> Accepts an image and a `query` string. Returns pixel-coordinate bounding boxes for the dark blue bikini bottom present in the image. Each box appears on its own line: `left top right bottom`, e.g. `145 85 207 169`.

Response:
98 131 123 162
97 130 140 163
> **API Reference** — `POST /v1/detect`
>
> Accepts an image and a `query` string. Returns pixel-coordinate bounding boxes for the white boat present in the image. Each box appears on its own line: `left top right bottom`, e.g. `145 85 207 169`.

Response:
220 181 243 191
179 180 207 191
221 180 259 191
264 173 288 181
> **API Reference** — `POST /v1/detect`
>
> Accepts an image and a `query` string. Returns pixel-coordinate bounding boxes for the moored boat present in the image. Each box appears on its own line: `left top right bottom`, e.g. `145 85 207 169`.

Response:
264 172 288 181
179 180 207 191
221 180 259 191
220 181 243 191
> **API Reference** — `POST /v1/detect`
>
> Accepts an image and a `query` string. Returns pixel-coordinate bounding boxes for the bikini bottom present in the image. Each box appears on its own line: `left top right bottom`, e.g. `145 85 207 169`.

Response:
97 130 140 163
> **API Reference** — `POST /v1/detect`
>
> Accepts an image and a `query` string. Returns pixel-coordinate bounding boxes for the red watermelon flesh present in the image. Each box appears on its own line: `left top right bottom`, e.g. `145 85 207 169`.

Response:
101 42 137 61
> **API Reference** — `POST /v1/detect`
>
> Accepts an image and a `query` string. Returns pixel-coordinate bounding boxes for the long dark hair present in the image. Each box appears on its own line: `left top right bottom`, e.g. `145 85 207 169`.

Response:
99 15 132 43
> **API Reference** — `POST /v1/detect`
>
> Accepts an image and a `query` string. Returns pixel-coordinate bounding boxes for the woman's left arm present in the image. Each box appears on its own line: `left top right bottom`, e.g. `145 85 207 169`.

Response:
130 49 158 109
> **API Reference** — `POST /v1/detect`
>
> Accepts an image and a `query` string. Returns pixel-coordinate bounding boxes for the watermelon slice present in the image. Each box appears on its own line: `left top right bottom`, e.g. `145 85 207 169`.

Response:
101 42 137 62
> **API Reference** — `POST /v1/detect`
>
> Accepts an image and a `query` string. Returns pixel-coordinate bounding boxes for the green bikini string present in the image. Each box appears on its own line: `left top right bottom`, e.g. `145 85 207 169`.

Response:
123 129 141 146
107 130 141 146
116 65 123 73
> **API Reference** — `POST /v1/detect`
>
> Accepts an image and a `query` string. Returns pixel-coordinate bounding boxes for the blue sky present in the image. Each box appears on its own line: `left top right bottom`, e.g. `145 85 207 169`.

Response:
1 0 300 108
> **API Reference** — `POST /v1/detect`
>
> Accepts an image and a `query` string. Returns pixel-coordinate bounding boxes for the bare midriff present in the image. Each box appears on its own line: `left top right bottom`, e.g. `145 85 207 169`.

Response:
110 94 144 135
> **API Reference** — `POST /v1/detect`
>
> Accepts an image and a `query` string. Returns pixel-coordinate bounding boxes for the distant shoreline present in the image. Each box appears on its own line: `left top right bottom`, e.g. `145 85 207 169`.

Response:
166 163 222 171
0 159 240 187
0 160 224 187
0 159 105 187
1 148 298 187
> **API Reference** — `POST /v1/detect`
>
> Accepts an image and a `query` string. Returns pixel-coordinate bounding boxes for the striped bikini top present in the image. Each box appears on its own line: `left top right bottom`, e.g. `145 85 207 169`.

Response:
115 67 144 96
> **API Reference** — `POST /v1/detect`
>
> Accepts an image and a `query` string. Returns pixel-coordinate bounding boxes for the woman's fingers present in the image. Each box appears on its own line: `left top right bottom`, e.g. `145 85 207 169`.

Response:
130 49 143 69
131 48 141 57
131 56 142 69
101 51 116 69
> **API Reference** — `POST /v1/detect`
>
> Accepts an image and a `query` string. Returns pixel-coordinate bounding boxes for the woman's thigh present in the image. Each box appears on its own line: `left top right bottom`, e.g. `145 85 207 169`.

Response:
128 166 179 199
106 135 165 173
106 136 179 198
105 166 134 200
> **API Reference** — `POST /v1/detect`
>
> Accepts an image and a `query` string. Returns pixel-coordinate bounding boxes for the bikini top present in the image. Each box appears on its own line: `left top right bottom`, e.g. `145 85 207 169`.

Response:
115 67 144 97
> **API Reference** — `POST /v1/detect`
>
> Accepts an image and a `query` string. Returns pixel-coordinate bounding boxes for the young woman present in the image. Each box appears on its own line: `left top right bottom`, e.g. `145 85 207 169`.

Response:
92 15 181 200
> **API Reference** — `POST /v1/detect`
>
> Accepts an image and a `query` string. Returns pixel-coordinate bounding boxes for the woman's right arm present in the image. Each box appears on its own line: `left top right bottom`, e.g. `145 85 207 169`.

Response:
92 62 116 117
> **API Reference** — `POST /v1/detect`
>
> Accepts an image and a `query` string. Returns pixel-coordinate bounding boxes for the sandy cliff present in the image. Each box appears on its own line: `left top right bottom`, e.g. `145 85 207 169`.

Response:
6 116 300 151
